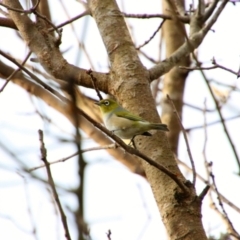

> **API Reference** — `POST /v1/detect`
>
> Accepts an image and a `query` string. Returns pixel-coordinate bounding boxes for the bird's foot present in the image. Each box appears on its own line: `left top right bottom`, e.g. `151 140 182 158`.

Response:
129 136 137 149
141 132 152 137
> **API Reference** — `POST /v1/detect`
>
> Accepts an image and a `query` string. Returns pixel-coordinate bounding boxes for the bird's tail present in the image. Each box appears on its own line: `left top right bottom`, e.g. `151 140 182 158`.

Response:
149 123 169 132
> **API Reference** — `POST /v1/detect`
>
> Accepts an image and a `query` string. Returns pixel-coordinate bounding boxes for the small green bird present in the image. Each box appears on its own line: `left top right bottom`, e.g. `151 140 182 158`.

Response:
95 98 169 139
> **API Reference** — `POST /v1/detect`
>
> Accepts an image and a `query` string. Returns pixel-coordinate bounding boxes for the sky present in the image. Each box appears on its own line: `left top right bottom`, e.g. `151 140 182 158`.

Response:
0 0 240 240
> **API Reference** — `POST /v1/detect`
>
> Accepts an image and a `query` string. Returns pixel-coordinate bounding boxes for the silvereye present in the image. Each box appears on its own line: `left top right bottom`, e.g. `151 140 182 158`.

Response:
95 98 169 139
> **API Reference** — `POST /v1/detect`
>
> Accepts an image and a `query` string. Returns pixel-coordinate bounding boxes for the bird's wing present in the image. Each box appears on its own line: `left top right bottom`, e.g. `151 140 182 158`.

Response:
116 111 145 122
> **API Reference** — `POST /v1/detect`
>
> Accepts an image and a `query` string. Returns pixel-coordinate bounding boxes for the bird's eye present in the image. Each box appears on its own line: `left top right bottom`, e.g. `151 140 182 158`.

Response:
104 101 109 106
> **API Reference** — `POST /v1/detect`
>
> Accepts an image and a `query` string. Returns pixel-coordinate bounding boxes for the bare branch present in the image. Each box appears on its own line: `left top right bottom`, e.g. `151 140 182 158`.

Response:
179 65 218 71
201 0 229 35
54 10 90 30
196 0 205 17
136 20 166 50
176 4 240 172
198 185 210 201
167 95 196 186
86 69 103 100
178 158 240 214
78 107 190 195
0 0 40 13
181 57 240 77
138 50 159 64
0 17 17 29
209 165 240 238
106 229 112 240
203 0 219 22
0 50 66 102
212 58 238 76
28 144 117 172
200 70 240 172
149 0 229 81
123 12 189 23
38 129 72 240
0 51 32 92
186 115 240 131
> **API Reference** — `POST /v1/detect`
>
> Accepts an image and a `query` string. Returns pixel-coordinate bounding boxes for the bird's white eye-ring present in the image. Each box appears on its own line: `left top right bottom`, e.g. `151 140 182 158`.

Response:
104 101 109 106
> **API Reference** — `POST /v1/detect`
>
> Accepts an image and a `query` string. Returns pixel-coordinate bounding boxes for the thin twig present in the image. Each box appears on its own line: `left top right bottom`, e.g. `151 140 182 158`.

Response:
0 51 32 92
17 172 38 240
123 12 189 23
0 50 66 102
199 99 210 202
179 65 218 71
57 0 95 69
203 122 239 240
212 58 238 76
0 0 40 13
167 94 196 186
186 114 240 131
106 230 112 240
200 69 240 173
177 158 240 214
138 49 159 64
38 130 71 240
210 165 240 238
136 19 166 50
86 69 103 100
198 185 210 201
123 12 171 19
184 102 215 112
180 61 239 76
29 144 116 172
54 10 89 30
237 62 240 78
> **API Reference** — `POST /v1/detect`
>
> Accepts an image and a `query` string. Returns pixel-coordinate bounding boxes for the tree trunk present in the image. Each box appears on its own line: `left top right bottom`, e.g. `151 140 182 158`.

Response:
88 0 207 239
161 0 191 155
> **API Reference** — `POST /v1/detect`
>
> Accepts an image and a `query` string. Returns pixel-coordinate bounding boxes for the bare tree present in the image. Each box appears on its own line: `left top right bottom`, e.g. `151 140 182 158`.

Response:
0 0 239 239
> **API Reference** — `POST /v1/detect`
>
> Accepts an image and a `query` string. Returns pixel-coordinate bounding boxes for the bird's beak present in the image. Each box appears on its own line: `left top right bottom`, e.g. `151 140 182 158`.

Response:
94 102 100 106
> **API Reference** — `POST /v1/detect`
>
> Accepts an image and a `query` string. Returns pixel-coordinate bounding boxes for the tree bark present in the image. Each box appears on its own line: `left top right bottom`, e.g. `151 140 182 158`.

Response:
88 0 207 239
161 0 191 154
3 0 231 238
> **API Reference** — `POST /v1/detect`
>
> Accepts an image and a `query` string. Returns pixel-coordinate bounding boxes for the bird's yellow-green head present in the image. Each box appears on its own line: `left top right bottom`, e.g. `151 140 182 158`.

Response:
95 98 119 114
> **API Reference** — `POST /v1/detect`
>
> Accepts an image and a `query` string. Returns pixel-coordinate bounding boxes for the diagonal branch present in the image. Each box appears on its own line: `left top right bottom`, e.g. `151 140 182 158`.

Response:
167 95 196 186
0 50 32 92
0 60 144 175
136 20 166 50
75 106 190 196
200 70 240 172
38 129 71 240
0 17 17 29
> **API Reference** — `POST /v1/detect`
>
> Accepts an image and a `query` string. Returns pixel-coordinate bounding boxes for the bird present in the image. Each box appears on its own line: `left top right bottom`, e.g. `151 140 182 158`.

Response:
95 98 169 140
